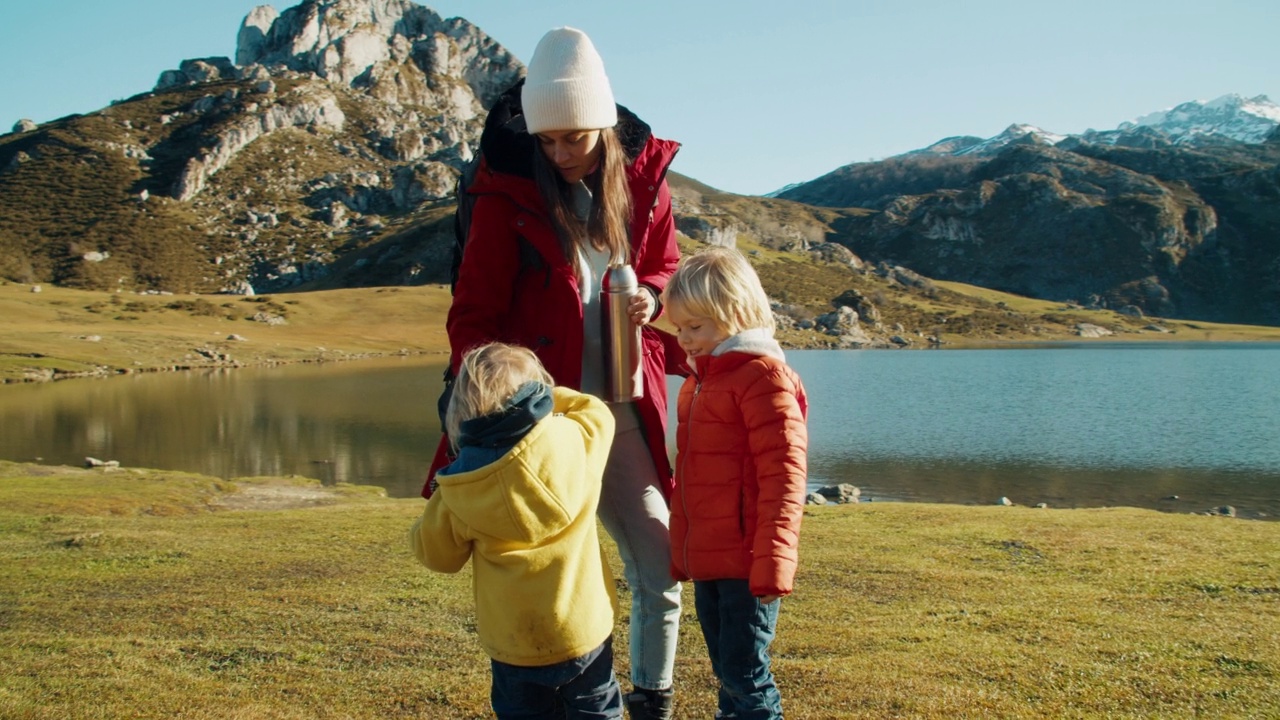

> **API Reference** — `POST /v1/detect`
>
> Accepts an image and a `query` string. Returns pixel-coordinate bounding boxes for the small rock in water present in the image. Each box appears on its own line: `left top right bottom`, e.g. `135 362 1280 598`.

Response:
997 496 1013 506
816 483 860 504
84 456 120 469
1034 502 1049 509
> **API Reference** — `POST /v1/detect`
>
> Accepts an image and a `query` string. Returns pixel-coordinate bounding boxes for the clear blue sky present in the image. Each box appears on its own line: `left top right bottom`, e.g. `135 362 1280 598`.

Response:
2 0 1277 196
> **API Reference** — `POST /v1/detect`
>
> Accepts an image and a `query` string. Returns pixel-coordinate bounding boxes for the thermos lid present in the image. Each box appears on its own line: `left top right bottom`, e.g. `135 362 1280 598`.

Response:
603 263 637 291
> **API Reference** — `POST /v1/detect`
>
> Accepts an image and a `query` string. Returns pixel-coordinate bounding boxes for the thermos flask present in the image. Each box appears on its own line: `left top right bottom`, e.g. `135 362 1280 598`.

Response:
602 264 644 402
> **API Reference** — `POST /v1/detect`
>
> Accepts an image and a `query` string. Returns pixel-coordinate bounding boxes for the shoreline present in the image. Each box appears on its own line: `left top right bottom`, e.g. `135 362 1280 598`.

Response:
5 282 1280 384
2 347 443 385
7 326 1280 386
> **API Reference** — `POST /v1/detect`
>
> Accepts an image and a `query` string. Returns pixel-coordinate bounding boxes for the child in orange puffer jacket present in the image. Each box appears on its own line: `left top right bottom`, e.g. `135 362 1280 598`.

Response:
661 246 809 720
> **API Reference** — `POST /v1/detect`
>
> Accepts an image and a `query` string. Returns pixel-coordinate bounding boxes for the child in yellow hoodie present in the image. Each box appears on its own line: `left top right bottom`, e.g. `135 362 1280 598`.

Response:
411 342 622 719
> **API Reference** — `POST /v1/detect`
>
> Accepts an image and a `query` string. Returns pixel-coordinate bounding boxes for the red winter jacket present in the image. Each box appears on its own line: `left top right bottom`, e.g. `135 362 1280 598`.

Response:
424 84 681 498
669 331 809 597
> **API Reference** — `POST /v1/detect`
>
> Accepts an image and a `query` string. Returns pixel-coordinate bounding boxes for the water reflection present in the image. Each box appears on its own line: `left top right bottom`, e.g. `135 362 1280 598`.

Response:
1 346 1278 518
0 359 447 499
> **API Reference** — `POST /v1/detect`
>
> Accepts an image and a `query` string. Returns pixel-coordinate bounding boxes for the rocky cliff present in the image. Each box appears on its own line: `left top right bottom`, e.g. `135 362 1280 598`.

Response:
0 0 519 294
781 109 1280 325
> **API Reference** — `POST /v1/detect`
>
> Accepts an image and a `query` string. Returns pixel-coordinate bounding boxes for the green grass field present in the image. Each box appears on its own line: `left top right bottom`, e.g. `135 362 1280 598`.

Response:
1 462 1276 719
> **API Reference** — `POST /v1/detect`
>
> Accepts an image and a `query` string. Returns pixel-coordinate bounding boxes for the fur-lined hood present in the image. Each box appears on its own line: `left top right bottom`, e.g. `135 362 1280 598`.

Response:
711 328 786 362
685 328 787 379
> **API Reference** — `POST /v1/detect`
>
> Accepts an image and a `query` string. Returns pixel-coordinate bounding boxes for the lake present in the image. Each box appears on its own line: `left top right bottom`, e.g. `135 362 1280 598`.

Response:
1 344 1278 518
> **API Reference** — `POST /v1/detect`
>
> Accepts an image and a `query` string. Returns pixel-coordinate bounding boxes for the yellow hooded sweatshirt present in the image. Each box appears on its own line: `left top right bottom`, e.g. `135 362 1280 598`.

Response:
411 387 617 667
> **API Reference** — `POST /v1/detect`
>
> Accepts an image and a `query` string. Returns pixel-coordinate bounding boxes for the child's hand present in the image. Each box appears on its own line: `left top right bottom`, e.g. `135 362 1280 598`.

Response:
759 594 780 604
629 288 656 325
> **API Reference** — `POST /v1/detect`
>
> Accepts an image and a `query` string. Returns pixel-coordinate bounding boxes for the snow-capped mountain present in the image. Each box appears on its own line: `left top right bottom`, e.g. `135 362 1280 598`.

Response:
908 124 1068 157
901 94 1279 160
1122 94 1280 144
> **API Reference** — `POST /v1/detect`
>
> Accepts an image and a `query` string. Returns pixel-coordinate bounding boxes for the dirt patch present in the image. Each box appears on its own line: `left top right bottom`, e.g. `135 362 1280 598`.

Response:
213 484 340 511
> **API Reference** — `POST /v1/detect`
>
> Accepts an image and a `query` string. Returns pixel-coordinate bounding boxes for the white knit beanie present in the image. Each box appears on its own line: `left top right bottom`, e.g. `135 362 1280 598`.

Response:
522 27 617 134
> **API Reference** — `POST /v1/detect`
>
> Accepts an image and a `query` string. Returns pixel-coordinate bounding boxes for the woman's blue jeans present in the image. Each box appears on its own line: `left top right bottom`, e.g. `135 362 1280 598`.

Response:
694 579 783 720
597 416 681 691
489 637 623 719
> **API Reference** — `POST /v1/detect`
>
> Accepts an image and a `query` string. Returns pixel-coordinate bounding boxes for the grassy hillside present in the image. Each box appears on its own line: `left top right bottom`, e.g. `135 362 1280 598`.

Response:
5 273 1280 384
689 237 1280 348
0 281 452 383
1 462 1276 718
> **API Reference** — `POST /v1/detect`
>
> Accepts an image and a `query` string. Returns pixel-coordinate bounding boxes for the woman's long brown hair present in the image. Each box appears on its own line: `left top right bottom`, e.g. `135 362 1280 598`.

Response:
532 127 633 270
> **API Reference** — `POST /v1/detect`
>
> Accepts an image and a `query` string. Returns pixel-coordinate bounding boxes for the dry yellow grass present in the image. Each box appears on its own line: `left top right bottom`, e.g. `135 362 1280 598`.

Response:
933 280 1280 343
0 282 453 382
6 264 1280 383
1 463 1276 719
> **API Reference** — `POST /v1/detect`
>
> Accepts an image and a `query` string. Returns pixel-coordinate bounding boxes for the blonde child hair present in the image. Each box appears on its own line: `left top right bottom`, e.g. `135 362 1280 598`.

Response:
445 342 554 445
662 246 775 336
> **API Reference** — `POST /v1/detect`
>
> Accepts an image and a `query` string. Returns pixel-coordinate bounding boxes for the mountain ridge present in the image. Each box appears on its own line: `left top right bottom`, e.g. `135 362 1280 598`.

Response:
2 0 1277 334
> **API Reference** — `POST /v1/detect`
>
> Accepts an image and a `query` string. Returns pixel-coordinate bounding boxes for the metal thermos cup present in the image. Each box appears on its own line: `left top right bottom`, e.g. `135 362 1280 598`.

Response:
602 264 643 402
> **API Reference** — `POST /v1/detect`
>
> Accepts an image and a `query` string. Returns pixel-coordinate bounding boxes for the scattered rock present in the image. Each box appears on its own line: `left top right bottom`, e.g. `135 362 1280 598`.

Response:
997 496 1014 506
194 347 231 362
84 457 120 469
816 483 861 504
805 493 827 506
831 288 879 321
251 312 287 325
875 263 933 290
1076 323 1114 338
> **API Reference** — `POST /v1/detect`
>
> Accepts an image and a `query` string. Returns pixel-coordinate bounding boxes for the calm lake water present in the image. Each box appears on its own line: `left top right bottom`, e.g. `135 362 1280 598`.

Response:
2 345 1278 518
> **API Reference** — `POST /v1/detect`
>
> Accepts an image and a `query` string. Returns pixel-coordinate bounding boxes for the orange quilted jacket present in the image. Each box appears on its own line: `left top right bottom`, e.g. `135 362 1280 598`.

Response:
669 331 809 597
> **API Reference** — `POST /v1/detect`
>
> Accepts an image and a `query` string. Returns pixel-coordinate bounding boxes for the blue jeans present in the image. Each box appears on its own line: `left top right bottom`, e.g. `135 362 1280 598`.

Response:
694 579 783 720
490 637 623 719
597 414 681 691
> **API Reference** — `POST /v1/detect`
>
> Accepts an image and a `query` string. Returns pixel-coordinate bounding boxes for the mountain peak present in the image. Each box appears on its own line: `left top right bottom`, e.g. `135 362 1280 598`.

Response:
1124 93 1280 144
907 123 1067 158
158 0 522 111
236 5 281 66
900 93 1280 161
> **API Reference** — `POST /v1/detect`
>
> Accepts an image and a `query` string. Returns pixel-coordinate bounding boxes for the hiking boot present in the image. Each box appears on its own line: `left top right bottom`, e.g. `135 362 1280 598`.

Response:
623 686 673 720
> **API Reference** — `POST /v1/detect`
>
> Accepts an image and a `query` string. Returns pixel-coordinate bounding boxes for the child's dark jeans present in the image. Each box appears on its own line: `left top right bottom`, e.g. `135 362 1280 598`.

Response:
489 635 623 719
694 578 783 720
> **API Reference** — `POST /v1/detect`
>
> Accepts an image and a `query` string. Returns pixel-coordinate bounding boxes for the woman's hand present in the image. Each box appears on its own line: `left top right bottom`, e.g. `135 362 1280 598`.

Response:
629 287 657 325
758 594 781 605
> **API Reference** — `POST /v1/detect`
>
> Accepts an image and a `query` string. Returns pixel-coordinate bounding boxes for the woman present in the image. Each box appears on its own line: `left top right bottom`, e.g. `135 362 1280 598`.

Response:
425 27 682 720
